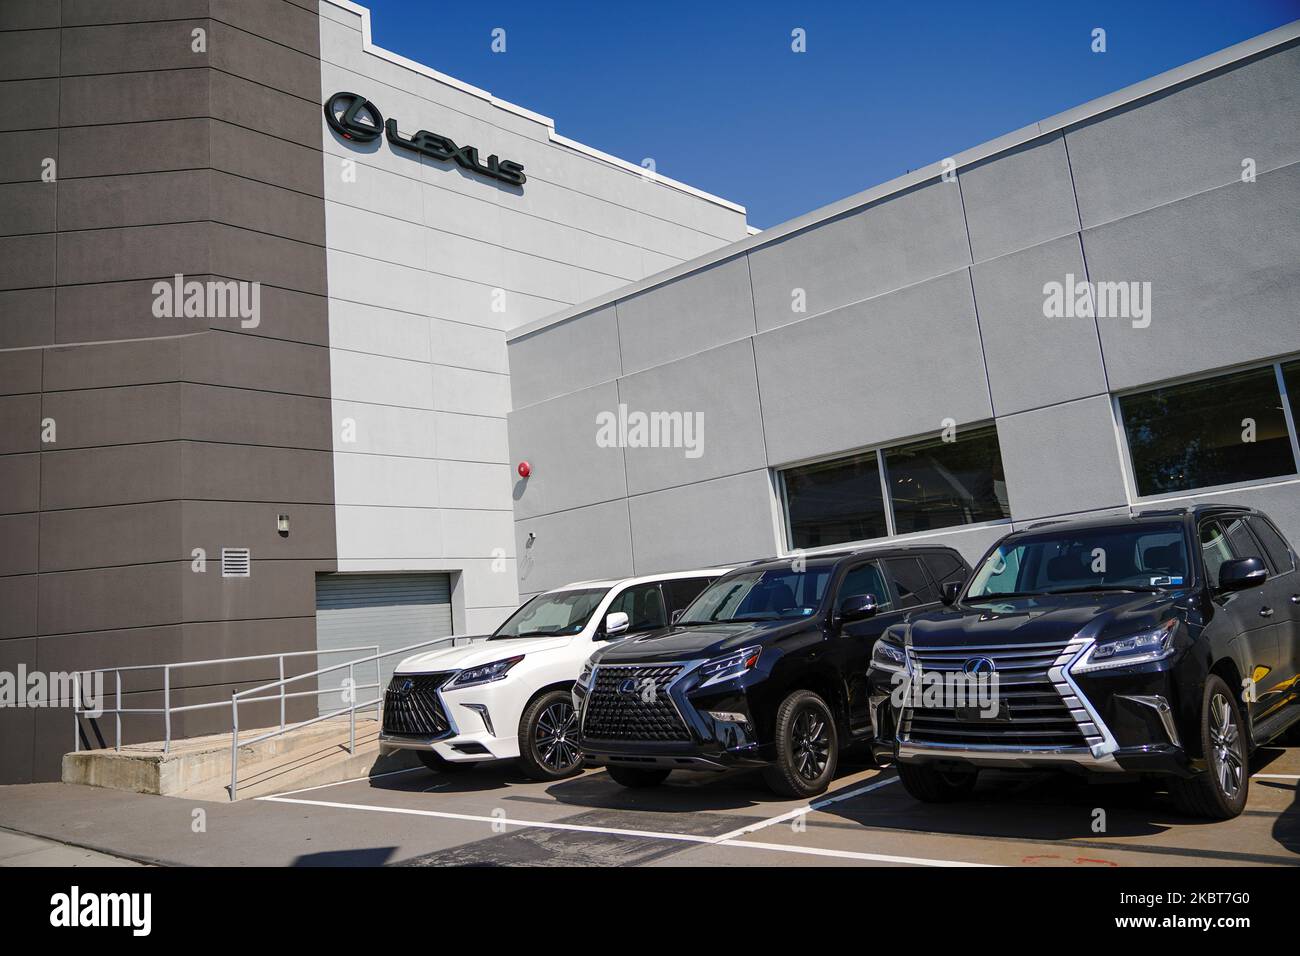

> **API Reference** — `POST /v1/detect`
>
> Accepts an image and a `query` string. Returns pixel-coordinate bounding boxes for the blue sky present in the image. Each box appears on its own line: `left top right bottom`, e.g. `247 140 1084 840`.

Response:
358 0 1299 228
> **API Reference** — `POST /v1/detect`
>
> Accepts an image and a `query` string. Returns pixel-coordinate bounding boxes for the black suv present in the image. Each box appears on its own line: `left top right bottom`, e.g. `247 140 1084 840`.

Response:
866 506 1300 819
572 545 971 797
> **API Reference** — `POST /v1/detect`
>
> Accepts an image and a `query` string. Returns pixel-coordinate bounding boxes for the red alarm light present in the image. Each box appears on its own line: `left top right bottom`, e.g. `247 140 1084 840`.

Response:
517 461 531 478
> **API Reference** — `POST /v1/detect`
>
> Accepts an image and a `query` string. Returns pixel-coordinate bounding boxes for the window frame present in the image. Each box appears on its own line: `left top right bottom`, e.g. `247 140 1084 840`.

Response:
1112 356 1300 503
775 421 1013 555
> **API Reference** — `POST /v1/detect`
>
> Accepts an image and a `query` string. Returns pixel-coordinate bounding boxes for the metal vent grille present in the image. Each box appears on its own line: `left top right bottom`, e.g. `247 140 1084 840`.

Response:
221 547 251 578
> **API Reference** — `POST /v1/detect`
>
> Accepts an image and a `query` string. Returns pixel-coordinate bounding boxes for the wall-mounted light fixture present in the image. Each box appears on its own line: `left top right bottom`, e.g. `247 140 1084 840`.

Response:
277 513 290 537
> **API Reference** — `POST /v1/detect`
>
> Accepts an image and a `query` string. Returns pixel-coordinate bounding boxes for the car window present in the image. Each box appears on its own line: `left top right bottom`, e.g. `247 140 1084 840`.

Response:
1247 516 1295 574
1199 521 1236 589
493 587 609 638
679 567 834 624
923 551 967 587
665 576 715 616
838 562 892 610
604 583 668 634
884 557 940 608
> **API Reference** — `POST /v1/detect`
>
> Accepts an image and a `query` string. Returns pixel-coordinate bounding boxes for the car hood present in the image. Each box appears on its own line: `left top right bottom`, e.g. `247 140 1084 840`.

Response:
593 618 816 665
900 590 1194 649
393 634 573 673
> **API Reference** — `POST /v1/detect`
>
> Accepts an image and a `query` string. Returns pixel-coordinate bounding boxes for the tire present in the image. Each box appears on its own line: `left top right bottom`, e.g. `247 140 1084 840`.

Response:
416 750 478 773
896 761 979 803
1170 674 1249 819
606 766 671 789
517 689 584 782
761 689 839 798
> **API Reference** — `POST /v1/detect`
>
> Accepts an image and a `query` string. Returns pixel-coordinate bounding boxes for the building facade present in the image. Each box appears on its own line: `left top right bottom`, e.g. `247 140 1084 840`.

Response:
0 0 745 783
506 24 1300 603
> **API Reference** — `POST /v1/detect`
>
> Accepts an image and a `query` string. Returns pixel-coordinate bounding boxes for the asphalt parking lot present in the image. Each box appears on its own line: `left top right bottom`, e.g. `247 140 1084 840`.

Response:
2 748 1299 867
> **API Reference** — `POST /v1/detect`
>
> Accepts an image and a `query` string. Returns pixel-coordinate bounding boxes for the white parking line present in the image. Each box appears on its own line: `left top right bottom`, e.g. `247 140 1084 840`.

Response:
257 789 991 867
1253 773 1300 779
263 766 425 798
710 775 899 843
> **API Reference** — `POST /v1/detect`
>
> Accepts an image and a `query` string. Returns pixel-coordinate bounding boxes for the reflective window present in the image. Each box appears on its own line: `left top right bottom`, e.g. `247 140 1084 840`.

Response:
1120 366 1297 496
884 556 940 608
494 588 608 638
838 562 892 609
782 452 887 550
780 423 1010 550
679 568 833 624
1247 516 1295 574
605 583 667 634
883 425 1010 534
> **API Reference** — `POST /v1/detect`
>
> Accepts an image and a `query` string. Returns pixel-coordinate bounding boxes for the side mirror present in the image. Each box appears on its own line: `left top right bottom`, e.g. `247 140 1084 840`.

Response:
839 593 878 622
1218 557 1268 592
941 581 962 606
603 611 630 637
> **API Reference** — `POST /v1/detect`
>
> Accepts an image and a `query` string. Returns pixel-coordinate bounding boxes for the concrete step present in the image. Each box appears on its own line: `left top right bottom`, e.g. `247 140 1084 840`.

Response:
62 716 420 801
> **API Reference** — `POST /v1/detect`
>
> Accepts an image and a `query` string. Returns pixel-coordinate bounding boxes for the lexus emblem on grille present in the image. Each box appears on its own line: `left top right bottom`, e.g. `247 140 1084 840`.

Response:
963 657 996 675
617 678 638 696
398 678 415 697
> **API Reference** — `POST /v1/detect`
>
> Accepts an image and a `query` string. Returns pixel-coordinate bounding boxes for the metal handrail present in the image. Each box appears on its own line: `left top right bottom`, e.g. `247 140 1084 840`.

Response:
228 634 488 800
71 646 380 756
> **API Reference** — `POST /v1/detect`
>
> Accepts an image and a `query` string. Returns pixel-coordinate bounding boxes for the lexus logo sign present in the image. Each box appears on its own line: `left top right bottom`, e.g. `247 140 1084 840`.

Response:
324 91 526 187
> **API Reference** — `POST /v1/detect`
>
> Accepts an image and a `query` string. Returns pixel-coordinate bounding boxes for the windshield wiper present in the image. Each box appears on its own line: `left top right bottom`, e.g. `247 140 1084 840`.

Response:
1041 584 1161 595
965 591 1046 601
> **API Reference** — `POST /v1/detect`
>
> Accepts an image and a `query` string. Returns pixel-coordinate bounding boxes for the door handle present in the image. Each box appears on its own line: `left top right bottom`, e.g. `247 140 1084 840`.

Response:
1259 607 1274 618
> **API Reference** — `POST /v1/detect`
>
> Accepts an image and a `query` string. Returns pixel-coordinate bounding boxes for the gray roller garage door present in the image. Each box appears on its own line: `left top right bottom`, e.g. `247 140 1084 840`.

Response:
315 573 454 713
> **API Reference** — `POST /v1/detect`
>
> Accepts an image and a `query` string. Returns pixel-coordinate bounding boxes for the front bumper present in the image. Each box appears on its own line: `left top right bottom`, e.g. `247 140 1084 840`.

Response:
379 672 522 762
869 636 1197 778
573 661 769 771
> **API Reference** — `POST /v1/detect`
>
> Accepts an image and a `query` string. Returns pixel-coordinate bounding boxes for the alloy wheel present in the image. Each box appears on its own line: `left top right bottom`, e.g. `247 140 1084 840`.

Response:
535 700 581 772
792 707 831 781
1208 692 1243 798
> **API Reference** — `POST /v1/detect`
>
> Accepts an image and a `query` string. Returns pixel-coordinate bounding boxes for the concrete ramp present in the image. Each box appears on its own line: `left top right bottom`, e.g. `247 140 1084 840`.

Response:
62 717 420 801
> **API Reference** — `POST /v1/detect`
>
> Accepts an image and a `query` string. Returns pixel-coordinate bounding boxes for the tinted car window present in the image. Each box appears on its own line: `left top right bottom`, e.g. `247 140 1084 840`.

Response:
838 562 892 610
680 567 833 624
1247 516 1295 573
1199 521 1235 589
605 583 668 634
884 557 940 607
666 576 714 616
923 551 967 586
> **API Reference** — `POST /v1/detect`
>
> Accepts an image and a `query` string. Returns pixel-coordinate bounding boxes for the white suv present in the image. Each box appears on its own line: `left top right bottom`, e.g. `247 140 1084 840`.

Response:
379 568 728 781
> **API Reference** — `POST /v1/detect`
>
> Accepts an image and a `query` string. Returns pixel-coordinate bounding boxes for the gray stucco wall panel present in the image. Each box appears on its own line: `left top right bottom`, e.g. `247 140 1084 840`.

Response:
1066 42 1300 228
507 381 627 521
508 304 621 410
618 338 767 497
960 133 1081 262
747 178 971 333
754 270 992 465
1084 162 1300 391
626 470 777 575
514 499 635 595
971 234 1108 415
994 396 1128 521
615 257 756 374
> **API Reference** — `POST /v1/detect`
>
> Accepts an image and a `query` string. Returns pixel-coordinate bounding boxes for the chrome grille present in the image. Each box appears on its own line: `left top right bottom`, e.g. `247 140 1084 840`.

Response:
903 640 1091 749
382 672 453 737
582 664 689 741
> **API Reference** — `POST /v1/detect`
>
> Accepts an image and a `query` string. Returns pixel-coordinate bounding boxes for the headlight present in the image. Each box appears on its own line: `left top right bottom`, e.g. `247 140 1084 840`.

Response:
450 655 524 688
577 658 596 688
871 638 906 672
1072 619 1178 673
697 647 761 687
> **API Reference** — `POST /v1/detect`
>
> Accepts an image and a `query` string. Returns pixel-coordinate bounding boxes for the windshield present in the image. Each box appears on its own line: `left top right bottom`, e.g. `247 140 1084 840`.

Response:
966 523 1190 600
678 567 833 624
493 587 609 638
